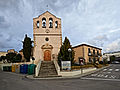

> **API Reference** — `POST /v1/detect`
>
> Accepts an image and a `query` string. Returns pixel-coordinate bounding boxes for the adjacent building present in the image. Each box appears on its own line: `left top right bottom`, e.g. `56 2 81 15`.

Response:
7 49 17 54
72 44 102 65
0 51 7 57
103 51 120 62
33 11 62 64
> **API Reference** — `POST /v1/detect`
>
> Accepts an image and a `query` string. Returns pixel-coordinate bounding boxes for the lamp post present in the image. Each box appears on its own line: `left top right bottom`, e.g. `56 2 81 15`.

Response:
68 48 72 70
68 48 72 61
98 55 100 64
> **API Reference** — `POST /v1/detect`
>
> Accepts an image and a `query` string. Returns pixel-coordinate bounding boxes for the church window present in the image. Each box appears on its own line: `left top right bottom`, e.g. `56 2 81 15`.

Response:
42 18 46 28
37 21 39 28
55 21 58 28
45 37 49 41
49 18 53 28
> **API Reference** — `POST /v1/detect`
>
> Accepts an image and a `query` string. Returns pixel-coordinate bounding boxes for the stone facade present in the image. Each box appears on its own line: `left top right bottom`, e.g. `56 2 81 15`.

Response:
72 44 102 64
33 11 62 64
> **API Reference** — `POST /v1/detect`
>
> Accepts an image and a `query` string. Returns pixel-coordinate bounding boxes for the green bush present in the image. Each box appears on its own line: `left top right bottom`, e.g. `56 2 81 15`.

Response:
94 64 103 68
72 64 94 70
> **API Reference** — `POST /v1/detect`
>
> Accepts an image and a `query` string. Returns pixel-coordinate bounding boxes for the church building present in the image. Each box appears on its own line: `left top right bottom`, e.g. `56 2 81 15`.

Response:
33 11 62 64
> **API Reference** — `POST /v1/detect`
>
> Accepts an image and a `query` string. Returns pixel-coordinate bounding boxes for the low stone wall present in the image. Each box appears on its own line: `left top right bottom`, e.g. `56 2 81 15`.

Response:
0 63 12 70
60 67 97 77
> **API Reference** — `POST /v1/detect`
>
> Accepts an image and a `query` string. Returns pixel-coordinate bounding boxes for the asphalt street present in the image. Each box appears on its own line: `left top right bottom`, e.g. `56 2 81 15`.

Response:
82 64 120 81
0 64 120 90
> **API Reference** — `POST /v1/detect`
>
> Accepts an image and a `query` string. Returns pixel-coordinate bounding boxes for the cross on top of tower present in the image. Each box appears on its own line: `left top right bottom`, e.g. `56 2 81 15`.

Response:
46 5 49 11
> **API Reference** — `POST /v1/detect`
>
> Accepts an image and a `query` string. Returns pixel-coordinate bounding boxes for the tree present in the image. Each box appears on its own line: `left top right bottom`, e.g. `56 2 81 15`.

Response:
6 53 17 63
0 56 2 61
23 34 32 62
110 55 115 63
58 37 75 66
1 56 7 63
16 54 22 61
1 56 6 60
6 53 22 63
103 57 108 65
13 54 22 63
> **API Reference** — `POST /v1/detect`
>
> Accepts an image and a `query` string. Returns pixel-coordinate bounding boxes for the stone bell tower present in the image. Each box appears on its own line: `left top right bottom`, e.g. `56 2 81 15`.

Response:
33 11 62 64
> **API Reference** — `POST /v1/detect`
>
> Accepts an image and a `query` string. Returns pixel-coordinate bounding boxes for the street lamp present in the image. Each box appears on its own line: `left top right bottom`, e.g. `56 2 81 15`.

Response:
98 55 100 63
68 48 72 61
68 48 72 70
68 48 72 52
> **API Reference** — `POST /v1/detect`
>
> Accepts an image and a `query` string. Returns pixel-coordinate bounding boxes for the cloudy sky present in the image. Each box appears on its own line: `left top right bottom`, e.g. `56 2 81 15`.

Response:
0 0 120 53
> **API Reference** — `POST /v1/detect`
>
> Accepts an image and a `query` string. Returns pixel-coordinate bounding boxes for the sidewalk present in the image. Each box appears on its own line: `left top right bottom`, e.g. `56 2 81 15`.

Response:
26 65 111 80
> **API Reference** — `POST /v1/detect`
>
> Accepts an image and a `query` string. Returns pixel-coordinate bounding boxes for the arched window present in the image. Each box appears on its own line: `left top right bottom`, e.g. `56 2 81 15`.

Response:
42 18 46 28
49 18 53 28
55 21 58 28
37 21 39 28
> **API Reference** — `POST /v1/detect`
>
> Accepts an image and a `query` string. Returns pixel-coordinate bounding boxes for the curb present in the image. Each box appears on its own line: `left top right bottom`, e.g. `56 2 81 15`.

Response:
25 65 112 80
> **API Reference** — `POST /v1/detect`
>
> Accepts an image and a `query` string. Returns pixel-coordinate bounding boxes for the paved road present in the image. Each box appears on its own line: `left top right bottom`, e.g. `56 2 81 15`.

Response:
82 64 120 81
0 65 120 90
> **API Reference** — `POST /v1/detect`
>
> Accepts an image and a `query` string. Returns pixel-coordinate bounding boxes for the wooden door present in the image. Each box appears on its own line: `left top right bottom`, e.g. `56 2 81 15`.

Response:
44 50 51 61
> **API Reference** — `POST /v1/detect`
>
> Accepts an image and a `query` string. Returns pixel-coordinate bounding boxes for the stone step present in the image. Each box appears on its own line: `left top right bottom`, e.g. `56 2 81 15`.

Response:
41 65 54 67
41 65 55 67
40 69 57 72
37 75 62 78
38 61 58 77
41 63 54 65
41 67 55 69
39 72 57 75
40 70 57 72
40 69 56 72
41 61 53 64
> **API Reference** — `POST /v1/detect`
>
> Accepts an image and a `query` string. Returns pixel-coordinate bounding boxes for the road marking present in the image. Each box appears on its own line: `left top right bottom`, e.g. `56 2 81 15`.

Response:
115 69 119 72
109 69 113 71
109 75 116 79
91 74 98 77
104 75 108 78
107 72 111 74
97 74 101 77
103 69 107 71
97 74 104 77
81 77 120 82
98 74 104 77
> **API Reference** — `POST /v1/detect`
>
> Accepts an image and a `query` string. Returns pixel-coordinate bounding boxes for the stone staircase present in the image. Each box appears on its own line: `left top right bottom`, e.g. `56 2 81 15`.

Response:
38 61 60 77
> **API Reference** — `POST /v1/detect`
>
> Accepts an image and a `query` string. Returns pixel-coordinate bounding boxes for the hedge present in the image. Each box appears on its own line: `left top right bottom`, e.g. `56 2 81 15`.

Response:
72 64 94 70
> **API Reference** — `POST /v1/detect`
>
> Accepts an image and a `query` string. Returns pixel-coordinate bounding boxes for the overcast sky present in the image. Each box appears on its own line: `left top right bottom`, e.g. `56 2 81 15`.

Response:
0 0 120 53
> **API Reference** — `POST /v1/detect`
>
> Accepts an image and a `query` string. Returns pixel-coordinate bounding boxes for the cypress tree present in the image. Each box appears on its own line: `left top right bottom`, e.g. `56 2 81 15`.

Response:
58 37 75 66
23 34 32 62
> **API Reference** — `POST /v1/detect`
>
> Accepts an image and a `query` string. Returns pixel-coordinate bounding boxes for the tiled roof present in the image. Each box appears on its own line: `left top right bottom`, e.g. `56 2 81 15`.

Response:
72 44 102 50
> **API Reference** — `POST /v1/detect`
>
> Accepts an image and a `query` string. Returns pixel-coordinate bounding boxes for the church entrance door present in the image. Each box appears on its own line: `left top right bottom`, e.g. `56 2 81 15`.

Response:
44 50 51 61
